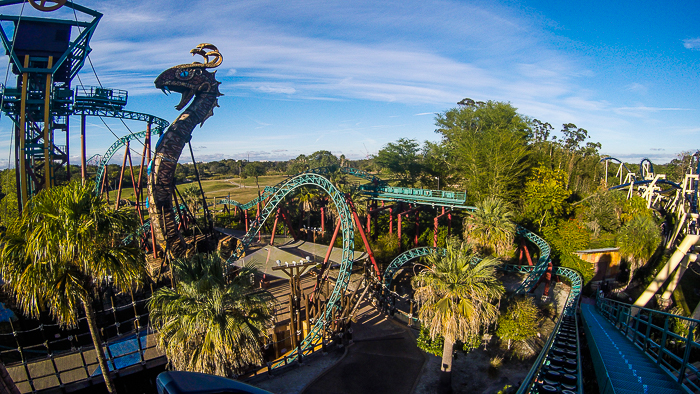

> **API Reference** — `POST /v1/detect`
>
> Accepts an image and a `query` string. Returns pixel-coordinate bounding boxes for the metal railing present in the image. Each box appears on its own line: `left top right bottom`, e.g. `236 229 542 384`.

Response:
595 296 700 392
516 266 583 394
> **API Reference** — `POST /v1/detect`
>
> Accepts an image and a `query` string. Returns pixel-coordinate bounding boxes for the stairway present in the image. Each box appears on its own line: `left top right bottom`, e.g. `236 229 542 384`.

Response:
580 303 686 394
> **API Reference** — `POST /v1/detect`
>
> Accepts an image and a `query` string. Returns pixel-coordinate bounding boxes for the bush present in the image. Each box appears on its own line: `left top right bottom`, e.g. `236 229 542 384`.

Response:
497 297 540 352
416 326 444 356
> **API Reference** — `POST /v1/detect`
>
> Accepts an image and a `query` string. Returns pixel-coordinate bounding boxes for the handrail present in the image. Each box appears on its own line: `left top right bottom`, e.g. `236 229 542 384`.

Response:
594 295 700 392
516 266 583 394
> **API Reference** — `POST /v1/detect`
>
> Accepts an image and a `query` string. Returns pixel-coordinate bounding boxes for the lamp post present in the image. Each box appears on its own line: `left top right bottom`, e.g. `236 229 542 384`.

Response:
435 176 440 190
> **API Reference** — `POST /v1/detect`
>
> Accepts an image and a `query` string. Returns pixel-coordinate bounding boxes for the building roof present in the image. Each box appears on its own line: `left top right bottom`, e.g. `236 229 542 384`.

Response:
574 247 620 254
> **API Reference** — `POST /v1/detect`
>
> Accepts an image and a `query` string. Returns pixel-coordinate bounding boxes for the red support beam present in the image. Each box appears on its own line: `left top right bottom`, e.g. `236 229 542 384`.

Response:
115 141 130 210
397 206 420 252
414 210 420 247
518 238 533 266
310 219 341 303
321 206 325 233
270 208 281 245
279 207 298 240
346 197 381 278
324 219 341 264
434 207 451 247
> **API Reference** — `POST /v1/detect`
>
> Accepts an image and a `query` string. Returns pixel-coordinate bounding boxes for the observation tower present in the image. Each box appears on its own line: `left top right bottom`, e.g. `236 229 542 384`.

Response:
0 0 165 211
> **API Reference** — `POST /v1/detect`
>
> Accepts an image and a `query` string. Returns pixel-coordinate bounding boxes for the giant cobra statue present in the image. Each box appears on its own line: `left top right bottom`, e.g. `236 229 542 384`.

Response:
147 44 223 256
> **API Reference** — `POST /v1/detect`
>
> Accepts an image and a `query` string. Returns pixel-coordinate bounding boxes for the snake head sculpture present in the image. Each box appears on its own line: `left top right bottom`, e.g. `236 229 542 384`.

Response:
154 43 223 114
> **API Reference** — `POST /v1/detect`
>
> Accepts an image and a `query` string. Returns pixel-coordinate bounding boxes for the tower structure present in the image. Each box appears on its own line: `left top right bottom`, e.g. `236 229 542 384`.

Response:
0 0 101 208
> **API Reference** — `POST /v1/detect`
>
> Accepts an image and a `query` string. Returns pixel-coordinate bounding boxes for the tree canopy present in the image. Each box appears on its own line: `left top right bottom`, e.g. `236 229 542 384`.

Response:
435 100 530 203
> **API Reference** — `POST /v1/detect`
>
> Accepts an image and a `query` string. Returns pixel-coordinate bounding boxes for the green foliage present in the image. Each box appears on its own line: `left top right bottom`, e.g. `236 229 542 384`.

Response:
464 196 515 258
374 138 423 187
0 180 143 325
371 232 401 265
0 180 144 392
418 226 449 248
0 169 18 229
416 325 444 356
149 255 274 376
496 297 540 352
669 306 696 341
528 120 601 194
412 238 504 345
617 213 661 277
435 100 530 203
181 185 203 213
583 185 622 236
242 162 267 187
621 196 652 224
307 150 339 169
497 384 513 394
543 219 594 284
460 333 481 352
522 165 571 229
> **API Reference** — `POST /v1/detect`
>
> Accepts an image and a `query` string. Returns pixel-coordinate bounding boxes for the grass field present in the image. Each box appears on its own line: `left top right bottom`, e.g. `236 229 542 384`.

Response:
105 174 289 206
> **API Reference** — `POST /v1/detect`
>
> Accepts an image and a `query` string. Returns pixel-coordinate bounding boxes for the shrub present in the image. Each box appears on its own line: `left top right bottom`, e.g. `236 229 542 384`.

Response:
416 326 444 356
497 297 540 351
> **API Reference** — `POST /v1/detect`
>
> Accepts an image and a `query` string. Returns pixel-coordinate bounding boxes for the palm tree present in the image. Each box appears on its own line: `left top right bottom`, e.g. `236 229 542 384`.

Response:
296 186 317 229
0 180 144 393
412 239 504 393
617 213 661 286
148 254 274 376
463 196 515 257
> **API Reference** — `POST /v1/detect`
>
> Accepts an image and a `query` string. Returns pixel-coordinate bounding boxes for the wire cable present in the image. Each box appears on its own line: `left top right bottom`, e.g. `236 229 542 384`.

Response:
2 0 27 169
70 2 147 157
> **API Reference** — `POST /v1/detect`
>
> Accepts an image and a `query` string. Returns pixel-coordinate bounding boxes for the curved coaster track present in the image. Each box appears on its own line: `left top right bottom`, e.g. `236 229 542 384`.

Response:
224 172 356 367
216 167 563 375
92 124 168 195
381 245 582 393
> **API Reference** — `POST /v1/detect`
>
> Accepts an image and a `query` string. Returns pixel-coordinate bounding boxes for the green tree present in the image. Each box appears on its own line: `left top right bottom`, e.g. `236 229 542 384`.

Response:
522 165 571 229
435 99 530 203
374 138 423 187
464 197 516 258
412 239 504 393
0 169 18 229
621 196 652 224
180 185 203 213
149 254 274 376
287 154 309 175
617 214 661 285
543 219 594 284
242 162 267 189
583 185 622 236
496 297 540 352
308 150 339 169
420 141 452 189
0 181 144 393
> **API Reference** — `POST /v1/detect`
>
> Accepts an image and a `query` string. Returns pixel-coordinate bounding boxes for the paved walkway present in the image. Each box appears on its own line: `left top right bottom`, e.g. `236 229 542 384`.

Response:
302 303 426 394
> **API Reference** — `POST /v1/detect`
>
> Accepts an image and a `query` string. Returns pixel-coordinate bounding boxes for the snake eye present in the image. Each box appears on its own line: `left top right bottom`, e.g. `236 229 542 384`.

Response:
179 71 189 78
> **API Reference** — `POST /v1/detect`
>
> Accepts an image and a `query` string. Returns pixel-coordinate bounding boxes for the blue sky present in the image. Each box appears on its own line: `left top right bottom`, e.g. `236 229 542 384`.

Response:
0 0 698 167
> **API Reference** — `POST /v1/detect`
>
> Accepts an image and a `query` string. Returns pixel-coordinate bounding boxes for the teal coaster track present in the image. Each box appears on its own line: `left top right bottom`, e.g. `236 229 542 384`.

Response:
214 167 564 374
224 173 355 367
109 160 574 378
381 245 582 394
382 225 552 295
85 110 170 195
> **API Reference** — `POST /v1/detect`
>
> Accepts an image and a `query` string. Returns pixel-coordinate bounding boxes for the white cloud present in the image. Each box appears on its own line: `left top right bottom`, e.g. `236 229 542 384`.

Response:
626 83 648 95
256 85 296 94
683 38 700 50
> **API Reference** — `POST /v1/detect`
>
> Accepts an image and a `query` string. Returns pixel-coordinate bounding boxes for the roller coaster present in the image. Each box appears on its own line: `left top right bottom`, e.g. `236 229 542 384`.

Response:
0 2 697 393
